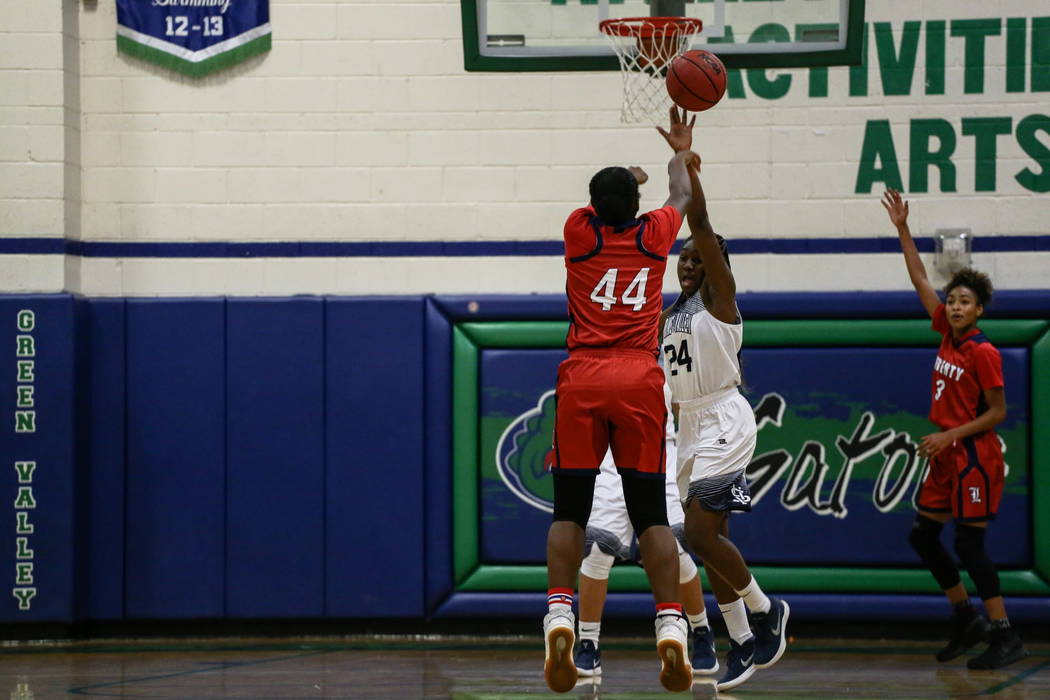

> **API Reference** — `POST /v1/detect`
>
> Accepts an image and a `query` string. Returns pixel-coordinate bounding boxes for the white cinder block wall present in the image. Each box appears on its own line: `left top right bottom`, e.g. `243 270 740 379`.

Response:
1 0 1047 296
0 0 74 291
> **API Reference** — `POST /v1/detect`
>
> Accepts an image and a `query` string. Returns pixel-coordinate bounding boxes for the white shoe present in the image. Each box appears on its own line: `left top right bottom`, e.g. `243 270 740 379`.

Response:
544 608 578 693
655 613 693 692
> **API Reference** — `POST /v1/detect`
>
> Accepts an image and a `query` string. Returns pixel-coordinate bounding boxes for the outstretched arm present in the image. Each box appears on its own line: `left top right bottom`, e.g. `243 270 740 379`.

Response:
658 107 696 216
882 188 940 318
664 151 692 215
686 161 737 324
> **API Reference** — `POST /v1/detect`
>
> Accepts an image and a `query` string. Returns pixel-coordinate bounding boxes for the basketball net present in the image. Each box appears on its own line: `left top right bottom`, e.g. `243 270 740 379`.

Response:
600 17 703 125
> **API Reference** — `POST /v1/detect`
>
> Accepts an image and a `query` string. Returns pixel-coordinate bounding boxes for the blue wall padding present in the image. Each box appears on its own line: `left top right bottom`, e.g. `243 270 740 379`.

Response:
3 291 1048 624
0 295 76 622
424 299 453 612
76 298 126 620
434 592 1050 623
124 299 227 619
324 298 425 616
225 298 325 617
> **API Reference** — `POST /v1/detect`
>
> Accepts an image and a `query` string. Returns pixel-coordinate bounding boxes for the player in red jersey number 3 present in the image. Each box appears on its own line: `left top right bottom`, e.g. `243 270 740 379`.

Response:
543 125 700 693
882 188 1027 670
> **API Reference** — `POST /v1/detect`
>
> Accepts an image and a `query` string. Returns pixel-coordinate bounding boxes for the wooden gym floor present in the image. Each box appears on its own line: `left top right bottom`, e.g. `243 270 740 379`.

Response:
1 636 1047 698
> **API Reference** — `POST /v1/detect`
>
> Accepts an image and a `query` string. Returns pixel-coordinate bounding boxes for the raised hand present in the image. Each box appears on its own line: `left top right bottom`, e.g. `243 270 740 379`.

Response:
656 106 696 153
881 188 909 228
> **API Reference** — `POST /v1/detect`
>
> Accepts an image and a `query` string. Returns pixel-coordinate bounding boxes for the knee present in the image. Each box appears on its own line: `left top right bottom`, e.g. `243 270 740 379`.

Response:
686 525 719 559
580 544 615 581
678 548 698 584
908 515 944 556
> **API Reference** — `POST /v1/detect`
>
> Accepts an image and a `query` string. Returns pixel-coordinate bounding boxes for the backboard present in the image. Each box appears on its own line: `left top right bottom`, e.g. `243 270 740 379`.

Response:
462 0 865 71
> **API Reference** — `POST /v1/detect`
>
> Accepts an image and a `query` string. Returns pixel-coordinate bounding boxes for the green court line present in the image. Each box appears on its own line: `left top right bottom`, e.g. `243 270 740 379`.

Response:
978 659 1050 695
66 649 334 694
453 319 1050 596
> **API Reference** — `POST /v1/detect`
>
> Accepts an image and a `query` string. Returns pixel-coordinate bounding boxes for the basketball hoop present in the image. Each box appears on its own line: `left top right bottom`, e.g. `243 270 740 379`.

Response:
600 17 704 125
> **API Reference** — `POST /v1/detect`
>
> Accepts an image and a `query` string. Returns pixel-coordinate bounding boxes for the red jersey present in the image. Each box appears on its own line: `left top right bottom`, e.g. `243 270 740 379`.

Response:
563 205 682 353
928 303 1004 430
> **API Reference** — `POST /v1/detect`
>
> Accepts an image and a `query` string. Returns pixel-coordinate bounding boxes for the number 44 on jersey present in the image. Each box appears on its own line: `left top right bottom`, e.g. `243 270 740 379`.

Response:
590 268 651 311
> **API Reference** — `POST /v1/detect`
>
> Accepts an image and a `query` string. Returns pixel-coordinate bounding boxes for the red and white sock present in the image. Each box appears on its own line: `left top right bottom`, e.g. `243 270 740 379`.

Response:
548 587 574 613
656 602 684 618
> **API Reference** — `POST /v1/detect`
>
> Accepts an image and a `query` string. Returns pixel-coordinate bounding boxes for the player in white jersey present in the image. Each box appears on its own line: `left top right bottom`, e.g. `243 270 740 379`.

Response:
657 107 790 692
573 385 718 679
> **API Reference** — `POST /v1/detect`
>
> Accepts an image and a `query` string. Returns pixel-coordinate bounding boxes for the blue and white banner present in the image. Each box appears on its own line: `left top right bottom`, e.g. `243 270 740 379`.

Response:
116 0 271 77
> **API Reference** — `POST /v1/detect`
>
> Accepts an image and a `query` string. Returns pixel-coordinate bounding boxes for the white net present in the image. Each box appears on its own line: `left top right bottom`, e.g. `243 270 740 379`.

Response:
600 18 703 125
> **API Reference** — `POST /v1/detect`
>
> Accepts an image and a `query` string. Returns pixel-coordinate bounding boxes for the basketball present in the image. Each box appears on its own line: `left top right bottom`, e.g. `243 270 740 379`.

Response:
666 50 727 112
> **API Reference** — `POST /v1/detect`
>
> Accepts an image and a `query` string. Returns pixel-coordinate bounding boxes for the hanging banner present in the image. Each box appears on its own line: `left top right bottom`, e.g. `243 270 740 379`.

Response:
116 1 271 78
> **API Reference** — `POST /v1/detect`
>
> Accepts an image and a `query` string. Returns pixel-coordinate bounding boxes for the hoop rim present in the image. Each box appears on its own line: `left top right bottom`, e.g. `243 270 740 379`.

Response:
599 16 704 39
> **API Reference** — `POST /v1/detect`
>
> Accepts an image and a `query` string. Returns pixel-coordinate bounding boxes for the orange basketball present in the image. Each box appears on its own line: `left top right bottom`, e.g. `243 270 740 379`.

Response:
666 50 727 112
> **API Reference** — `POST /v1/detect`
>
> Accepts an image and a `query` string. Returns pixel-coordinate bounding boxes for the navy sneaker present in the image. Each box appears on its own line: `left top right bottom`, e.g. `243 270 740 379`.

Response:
574 639 602 677
691 625 718 675
716 636 756 691
752 597 790 669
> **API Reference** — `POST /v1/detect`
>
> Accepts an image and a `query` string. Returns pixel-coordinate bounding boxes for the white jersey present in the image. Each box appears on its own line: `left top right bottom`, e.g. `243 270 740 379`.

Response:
663 291 756 488
661 291 743 403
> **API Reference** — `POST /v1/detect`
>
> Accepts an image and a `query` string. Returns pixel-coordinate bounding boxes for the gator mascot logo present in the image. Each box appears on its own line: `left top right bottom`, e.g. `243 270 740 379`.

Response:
495 389 557 513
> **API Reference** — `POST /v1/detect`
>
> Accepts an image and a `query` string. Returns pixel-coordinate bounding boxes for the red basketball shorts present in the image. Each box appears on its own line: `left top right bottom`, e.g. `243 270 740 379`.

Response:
550 349 667 477
916 431 1004 522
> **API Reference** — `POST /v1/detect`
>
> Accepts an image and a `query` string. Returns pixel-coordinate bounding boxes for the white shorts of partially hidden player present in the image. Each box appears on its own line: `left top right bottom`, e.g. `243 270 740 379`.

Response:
675 389 757 499
583 441 695 581
588 441 685 548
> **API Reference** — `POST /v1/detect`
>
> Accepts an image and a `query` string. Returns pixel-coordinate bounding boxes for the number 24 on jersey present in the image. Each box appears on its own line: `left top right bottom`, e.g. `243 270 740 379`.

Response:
589 268 650 311
664 340 693 376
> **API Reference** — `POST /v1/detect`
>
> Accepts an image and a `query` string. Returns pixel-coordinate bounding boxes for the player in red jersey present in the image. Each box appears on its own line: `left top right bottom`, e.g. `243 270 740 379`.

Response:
883 188 1027 670
543 115 700 694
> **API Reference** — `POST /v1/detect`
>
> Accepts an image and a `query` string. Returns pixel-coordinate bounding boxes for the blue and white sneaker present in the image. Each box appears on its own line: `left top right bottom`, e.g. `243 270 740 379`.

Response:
716 636 756 691
752 597 790 669
691 625 719 675
574 639 602 677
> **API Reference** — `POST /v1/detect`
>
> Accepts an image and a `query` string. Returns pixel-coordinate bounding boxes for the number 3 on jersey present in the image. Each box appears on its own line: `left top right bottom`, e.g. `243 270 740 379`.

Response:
664 339 693 376
589 268 650 311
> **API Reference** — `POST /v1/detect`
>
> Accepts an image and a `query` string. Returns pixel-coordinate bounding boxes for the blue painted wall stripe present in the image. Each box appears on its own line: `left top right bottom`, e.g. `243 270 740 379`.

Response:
0 238 68 254
3 235 1049 258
